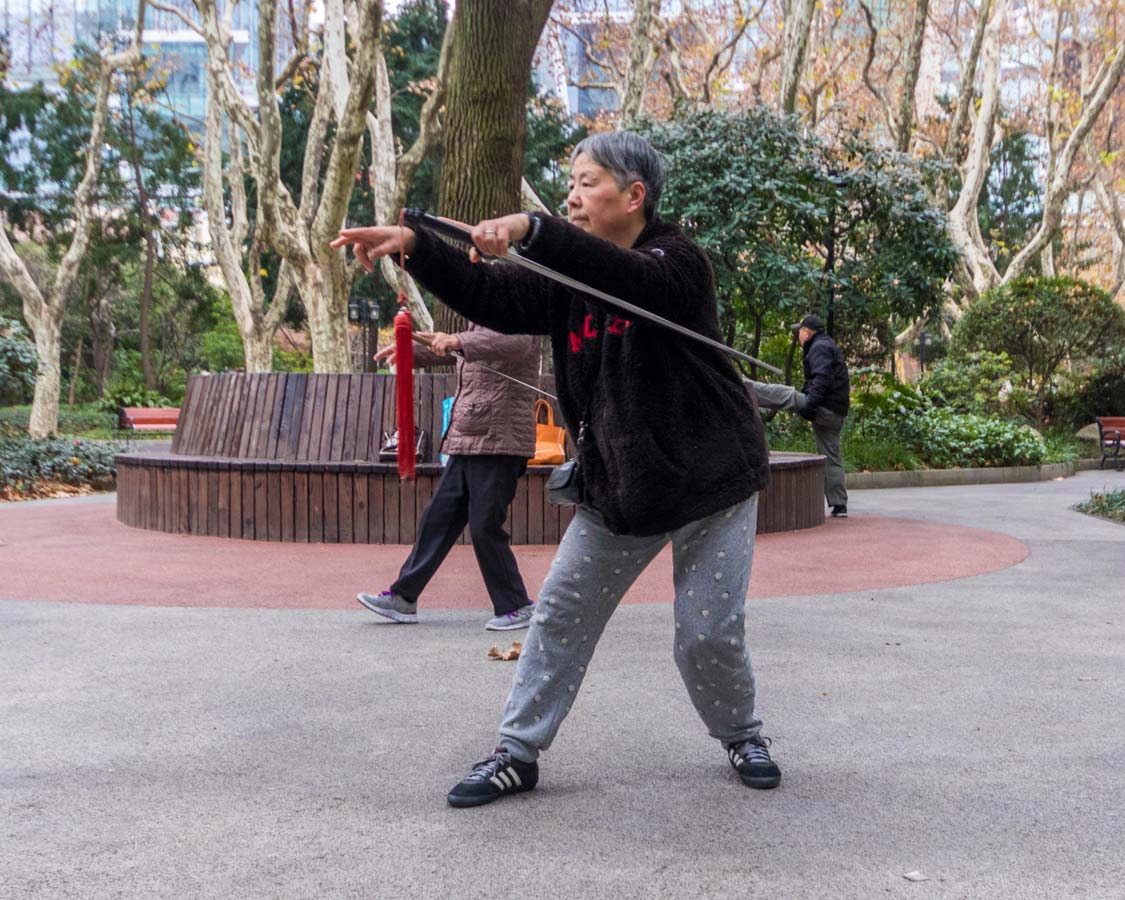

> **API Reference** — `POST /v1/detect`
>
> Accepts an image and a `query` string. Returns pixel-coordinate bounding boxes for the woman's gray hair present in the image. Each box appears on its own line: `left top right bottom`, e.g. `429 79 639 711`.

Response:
570 131 665 220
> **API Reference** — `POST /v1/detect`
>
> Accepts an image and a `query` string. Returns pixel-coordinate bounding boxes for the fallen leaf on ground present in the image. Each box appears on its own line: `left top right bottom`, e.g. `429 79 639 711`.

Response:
903 871 928 882
487 642 522 661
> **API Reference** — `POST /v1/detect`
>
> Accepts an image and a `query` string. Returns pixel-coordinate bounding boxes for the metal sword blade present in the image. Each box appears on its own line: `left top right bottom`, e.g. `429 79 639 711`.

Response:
402 209 784 377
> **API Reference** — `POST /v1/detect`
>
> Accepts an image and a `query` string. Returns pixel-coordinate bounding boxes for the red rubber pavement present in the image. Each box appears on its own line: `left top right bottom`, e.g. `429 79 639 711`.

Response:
0 497 1028 609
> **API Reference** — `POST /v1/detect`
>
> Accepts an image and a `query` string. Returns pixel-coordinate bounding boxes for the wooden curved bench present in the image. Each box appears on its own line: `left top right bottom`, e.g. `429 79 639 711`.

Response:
116 373 825 542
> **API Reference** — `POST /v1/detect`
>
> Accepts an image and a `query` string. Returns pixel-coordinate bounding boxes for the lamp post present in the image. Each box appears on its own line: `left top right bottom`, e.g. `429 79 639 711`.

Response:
347 298 379 372
919 330 931 375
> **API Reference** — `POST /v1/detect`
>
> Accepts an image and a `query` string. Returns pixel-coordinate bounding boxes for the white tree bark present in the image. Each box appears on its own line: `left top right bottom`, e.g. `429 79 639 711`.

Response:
1003 38 1125 283
367 48 433 330
1085 138 1125 299
778 0 816 115
190 0 383 373
621 0 661 126
942 0 992 165
200 89 286 372
896 0 931 153
947 0 1008 299
0 7 145 437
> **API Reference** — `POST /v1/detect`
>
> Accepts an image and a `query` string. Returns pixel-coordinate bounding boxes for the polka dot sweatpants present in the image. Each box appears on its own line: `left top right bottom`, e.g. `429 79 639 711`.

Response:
498 494 763 763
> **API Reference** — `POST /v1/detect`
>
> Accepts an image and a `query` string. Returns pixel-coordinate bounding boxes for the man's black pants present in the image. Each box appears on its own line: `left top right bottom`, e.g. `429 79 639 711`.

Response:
391 454 531 615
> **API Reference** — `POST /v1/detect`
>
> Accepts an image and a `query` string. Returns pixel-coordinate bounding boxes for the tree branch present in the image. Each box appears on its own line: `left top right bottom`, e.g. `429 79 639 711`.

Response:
1004 36 1125 282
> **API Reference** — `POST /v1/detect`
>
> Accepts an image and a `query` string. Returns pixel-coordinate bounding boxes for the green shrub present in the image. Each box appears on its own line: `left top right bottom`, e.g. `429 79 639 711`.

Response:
274 346 314 372
849 367 929 422
97 388 174 413
1041 428 1086 464
0 435 121 497
919 350 1015 416
951 277 1125 420
1046 357 1125 429
0 318 37 405
868 406 1046 468
200 314 246 372
842 430 923 472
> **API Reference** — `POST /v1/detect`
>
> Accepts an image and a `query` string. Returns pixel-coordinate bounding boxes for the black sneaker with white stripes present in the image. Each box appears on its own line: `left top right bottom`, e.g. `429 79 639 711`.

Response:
447 750 539 808
727 736 782 789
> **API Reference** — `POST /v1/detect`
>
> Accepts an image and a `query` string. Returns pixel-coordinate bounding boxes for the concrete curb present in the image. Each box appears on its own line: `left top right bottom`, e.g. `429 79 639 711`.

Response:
847 458 1106 490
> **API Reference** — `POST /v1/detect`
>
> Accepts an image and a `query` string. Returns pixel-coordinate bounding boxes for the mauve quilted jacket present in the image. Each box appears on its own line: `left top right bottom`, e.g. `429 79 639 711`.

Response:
412 323 541 458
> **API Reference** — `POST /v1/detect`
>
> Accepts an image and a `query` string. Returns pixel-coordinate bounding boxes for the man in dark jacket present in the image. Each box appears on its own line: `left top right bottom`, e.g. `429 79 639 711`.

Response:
750 314 850 516
356 324 541 631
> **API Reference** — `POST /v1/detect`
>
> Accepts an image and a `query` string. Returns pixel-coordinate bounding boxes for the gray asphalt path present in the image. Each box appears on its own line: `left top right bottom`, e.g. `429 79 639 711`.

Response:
3 472 1124 899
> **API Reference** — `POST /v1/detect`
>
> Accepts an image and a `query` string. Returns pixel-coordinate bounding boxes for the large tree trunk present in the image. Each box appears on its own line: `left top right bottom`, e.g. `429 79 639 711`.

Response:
620 0 661 127
947 0 1008 300
896 0 931 153
434 0 553 335
27 312 62 437
779 0 816 115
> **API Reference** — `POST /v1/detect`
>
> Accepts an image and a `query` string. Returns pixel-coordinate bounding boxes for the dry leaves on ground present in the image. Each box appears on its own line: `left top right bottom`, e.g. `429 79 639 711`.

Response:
487 642 522 661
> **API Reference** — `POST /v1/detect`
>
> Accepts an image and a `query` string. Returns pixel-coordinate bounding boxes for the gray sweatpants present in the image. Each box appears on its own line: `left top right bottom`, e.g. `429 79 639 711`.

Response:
498 495 763 763
750 380 848 508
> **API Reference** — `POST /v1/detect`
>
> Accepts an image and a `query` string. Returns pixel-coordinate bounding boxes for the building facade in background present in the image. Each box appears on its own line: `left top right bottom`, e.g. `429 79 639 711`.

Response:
2 0 259 123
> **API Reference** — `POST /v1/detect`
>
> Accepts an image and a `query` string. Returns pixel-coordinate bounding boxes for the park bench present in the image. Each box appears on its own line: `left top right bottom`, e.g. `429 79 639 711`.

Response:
118 406 180 438
1097 416 1125 471
115 372 826 543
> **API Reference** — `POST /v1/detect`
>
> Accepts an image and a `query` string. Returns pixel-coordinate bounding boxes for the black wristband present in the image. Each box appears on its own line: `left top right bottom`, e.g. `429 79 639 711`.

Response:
515 212 543 252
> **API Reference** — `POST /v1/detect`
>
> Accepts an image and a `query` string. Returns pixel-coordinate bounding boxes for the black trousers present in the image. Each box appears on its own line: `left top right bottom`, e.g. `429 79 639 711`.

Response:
391 454 531 615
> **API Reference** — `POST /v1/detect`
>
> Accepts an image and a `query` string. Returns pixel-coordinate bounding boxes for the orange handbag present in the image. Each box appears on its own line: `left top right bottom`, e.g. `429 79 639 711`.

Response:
532 399 567 465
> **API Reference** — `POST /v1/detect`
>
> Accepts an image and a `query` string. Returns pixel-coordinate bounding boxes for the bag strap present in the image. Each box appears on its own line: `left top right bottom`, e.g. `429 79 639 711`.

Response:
535 398 554 426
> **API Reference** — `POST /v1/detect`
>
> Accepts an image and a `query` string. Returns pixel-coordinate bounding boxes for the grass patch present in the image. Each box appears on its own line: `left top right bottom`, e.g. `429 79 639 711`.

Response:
1041 428 1088 464
1075 489 1125 524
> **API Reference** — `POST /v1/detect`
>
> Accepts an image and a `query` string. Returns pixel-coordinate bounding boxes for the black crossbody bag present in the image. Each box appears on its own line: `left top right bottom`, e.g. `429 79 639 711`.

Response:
546 403 591 507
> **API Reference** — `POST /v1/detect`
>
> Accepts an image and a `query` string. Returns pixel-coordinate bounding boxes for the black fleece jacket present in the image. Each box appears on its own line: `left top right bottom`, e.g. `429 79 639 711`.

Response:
801 331 850 417
403 214 770 536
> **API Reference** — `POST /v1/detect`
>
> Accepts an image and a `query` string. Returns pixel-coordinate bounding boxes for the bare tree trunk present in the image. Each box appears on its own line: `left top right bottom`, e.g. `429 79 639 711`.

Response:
124 92 159 390
435 0 553 334
779 0 816 115
621 0 661 127
947 0 1008 299
1086 138 1125 299
67 335 83 408
369 48 432 329
942 0 992 188
28 315 63 435
896 0 931 153
1003 36 1125 283
90 290 114 398
0 8 145 437
1040 240 1056 278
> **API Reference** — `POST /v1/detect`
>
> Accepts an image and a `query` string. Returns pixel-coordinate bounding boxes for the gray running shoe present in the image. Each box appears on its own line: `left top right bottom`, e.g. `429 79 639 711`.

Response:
356 590 418 623
485 602 535 632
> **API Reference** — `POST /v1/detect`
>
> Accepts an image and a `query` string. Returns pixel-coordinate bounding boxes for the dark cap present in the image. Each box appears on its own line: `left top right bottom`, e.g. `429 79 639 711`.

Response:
790 314 825 333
